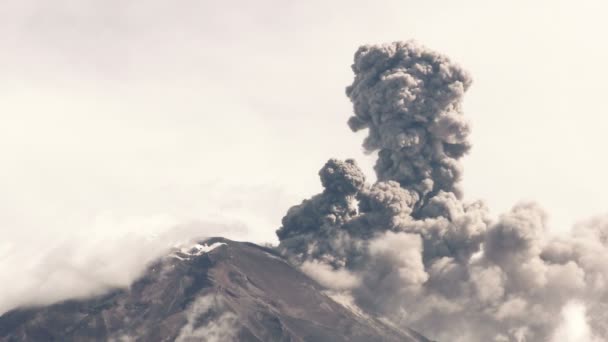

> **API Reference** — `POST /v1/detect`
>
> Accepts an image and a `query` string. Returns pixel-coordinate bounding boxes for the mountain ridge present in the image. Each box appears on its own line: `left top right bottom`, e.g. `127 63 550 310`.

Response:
0 237 432 342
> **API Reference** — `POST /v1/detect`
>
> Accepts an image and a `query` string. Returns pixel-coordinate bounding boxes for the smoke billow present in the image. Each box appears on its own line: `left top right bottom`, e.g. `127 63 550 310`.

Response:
276 41 608 341
346 40 472 200
175 294 239 342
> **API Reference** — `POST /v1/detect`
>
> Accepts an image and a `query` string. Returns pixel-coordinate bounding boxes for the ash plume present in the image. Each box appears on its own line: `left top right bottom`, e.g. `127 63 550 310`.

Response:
277 41 608 341
346 40 472 200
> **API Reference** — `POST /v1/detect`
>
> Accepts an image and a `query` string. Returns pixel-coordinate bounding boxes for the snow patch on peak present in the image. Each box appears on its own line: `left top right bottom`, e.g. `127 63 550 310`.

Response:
171 242 227 260
184 242 227 255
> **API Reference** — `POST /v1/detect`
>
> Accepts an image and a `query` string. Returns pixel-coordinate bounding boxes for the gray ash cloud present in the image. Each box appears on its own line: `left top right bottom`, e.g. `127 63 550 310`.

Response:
276 41 608 341
346 41 472 200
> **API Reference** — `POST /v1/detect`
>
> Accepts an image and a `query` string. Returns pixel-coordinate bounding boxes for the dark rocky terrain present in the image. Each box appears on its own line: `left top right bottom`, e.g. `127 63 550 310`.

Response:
0 237 432 342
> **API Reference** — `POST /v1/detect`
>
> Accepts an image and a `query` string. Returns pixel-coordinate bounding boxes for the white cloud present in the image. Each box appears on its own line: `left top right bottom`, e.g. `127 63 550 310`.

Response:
552 301 606 342
0 216 244 315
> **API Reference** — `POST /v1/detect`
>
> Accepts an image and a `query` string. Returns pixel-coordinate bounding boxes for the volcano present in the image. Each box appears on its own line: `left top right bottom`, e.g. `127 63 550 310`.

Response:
0 237 432 341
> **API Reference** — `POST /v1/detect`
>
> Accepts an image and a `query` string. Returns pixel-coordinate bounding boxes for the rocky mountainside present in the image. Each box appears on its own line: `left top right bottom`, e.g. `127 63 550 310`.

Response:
0 238 432 342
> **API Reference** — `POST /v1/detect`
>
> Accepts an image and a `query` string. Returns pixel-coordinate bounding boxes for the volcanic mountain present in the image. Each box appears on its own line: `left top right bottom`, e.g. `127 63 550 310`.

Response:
0 237 432 342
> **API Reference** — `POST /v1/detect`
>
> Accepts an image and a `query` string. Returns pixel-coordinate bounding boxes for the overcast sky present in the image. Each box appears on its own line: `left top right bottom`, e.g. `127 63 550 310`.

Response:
2 0 607 251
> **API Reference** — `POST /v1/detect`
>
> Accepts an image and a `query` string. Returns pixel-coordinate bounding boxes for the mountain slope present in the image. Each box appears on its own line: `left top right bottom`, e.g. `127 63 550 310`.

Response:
0 238 431 342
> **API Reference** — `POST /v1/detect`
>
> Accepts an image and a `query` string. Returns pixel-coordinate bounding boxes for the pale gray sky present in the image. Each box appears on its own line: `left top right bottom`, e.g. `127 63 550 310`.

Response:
1 0 607 251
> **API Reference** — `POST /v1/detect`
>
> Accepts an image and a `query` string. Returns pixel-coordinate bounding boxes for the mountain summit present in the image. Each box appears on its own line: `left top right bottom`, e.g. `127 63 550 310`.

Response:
0 238 432 342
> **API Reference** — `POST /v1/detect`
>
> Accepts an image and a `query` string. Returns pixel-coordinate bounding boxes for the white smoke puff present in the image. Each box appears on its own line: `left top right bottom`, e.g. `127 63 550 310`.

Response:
354 231 428 313
470 265 506 304
368 231 428 290
572 216 608 247
484 202 547 266
551 301 606 342
425 257 468 299
412 193 489 262
175 294 238 342
494 297 528 321
554 218 608 293
300 260 361 290
546 262 586 297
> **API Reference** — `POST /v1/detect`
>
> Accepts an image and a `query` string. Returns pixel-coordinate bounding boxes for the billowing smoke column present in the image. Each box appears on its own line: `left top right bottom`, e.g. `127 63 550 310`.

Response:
346 41 472 200
276 41 608 342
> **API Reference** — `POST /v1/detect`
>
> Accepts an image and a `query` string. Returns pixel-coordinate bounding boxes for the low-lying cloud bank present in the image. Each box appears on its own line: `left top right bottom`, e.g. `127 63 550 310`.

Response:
0 216 245 315
277 41 608 342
